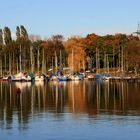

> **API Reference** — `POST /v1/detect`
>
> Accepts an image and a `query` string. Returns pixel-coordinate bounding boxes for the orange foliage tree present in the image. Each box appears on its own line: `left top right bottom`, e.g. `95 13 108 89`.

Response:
64 36 86 72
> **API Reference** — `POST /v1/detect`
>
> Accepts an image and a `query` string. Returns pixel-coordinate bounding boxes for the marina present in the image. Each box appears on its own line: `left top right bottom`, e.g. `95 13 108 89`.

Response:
1 71 140 83
0 0 140 139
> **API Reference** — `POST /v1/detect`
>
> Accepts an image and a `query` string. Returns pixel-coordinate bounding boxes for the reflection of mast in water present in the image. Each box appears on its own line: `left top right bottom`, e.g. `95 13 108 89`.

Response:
117 82 126 111
121 81 125 111
4 84 6 125
113 82 116 111
96 83 101 111
126 82 129 107
20 85 23 124
118 82 122 108
60 83 63 111
83 81 86 100
72 82 75 112
0 82 2 102
31 85 35 116
43 83 46 111
55 83 58 110
54 82 65 111
9 83 12 108
104 82 108 110
107 81 110 110
37 85 41 111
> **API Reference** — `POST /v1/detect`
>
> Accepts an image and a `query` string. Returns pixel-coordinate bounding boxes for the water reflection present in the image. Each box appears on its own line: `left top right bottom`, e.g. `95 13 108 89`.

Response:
0 81 140 130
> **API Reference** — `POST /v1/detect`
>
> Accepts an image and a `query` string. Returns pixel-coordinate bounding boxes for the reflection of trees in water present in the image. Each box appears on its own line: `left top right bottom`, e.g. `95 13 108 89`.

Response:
94 81 140 115
0 81 140 129
67 81 140 116
0 82 33 130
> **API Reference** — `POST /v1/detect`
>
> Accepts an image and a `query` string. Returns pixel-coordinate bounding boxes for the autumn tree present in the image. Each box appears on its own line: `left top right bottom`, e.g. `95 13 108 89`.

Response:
41 35 65 73
126 39 140 73
65 36 86 72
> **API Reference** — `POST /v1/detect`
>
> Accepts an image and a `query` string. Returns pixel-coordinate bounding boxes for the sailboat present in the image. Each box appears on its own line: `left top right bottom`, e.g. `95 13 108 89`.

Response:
34 74 44 81
58 75 68 81
102 53 111 81
68 48 81 81
13 72 32 82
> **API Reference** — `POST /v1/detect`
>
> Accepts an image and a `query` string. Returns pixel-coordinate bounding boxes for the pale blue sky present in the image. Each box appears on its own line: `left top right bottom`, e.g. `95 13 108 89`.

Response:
0 0 140 38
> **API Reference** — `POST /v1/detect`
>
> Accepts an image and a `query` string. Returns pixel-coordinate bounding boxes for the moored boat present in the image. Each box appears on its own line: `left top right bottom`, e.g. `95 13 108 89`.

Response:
13 72 32 82
58 76 68 81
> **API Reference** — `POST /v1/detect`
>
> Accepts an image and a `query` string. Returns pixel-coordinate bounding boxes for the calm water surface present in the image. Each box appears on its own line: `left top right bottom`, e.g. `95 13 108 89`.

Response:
0 80 140 140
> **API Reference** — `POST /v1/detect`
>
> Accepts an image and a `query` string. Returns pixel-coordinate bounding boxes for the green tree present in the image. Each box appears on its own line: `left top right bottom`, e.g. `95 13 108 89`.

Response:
16 26 20 39
0 29 3 46
3 27 12 74
3 27 12 45
20 25 28 39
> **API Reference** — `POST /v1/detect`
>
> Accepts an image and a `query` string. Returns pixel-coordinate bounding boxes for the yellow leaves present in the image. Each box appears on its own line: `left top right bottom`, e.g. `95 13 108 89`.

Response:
65 37 85 71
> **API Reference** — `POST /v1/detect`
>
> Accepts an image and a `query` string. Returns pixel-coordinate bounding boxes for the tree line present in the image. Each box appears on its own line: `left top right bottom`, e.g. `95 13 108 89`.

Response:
0 25 140 76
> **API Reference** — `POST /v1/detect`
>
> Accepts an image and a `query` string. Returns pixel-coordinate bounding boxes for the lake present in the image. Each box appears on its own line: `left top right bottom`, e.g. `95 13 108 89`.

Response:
0 80 140 140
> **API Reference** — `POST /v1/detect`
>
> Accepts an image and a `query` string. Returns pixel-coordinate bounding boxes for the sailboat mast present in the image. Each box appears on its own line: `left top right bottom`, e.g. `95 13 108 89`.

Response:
60 50 62 71
19 45 22 72
52 57 54 73
104 52 106 73
107 54 109 73
71 48 74 73
121 46 124 73
96 47 98 73
55 51 58 73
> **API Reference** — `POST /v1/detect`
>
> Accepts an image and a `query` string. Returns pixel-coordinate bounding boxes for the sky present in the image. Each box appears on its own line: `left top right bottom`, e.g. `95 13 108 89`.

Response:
0 0 140 39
